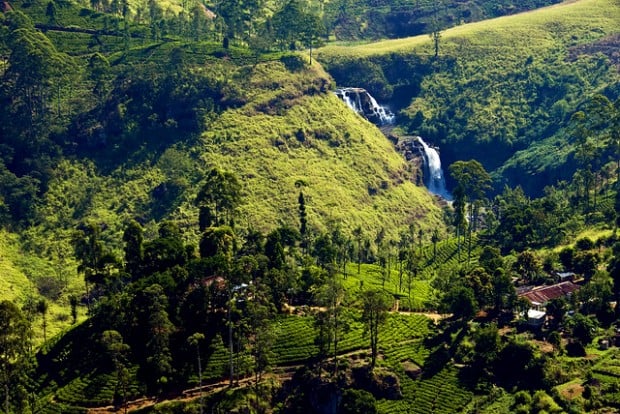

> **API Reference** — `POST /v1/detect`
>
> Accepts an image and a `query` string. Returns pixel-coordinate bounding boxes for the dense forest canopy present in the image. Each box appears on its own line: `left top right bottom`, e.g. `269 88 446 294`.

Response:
0 0 620 412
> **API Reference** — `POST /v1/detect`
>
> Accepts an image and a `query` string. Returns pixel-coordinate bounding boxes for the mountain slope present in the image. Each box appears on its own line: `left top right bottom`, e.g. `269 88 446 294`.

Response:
316 0 620 195
193 61 442 236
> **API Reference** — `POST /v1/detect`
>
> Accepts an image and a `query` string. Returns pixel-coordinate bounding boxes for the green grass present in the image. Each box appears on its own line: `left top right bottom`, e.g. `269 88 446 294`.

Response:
0 230 33 303
317 0 620 59
316 0 619 203
188 60 445 239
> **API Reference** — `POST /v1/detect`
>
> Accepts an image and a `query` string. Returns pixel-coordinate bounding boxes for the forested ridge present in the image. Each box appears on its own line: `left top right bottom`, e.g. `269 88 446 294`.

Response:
1 0 620 412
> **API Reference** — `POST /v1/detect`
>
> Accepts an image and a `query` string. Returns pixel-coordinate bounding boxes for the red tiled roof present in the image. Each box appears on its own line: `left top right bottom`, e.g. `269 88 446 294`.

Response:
519 281 580 305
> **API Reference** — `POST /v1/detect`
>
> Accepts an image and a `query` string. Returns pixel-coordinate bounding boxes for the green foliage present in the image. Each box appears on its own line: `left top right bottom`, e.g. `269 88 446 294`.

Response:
441 285 477 320
566 313 599 346
339 388 377 414
2 1 620 413
491 185 579 253
361 289 392 367
0 300 33 413
319 0 620 198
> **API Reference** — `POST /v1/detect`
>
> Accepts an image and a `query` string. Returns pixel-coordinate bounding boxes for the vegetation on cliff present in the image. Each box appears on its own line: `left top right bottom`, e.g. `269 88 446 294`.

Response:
1 0 620 413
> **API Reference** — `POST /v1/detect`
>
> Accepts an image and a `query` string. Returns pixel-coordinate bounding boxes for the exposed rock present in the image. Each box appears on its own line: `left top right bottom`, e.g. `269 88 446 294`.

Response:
402 360 422 379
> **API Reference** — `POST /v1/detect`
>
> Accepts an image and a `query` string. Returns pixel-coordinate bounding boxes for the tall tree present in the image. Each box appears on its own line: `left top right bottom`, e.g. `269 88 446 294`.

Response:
361 290 391 368
451 184 466 259
513 250 542 284
316 273 346 376
187 333 205 414
609 243 620 317
298 190 308 249
196 168 241 229
449 160 491 261
271 0 304 49
313 233 337 270
2 19 73 141
88 52 111 105
143 221 187 276
74 222 117 310
431 228 440 263
472 323 501 378
218 0 265 44
428 1 443 58
299 11 324 64
102 330 131 411
441 285 477 321
313 307 331 377
0 301 31 414
245 284 275 384
491 269 516 314
69 294 79 324
353 226 363 275
36 299 48 342
397 231 410 292
134 284 174 394
123 220 143 279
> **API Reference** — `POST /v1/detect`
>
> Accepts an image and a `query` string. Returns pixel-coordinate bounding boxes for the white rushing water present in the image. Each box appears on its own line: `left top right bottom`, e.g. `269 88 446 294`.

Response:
335 88 450 199
335 88 395 126
416 136 451 200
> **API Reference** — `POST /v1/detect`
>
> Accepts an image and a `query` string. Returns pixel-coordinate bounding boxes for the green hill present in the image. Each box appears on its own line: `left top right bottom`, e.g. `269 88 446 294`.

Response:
0 3 444 342
2 0 620 413
317 0 620 195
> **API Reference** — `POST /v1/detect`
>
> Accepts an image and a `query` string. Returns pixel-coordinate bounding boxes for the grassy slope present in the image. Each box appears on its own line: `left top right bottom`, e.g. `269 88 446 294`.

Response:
0 231 33 303
182 60 443 237
65 58 444 242
1 54 443 342
317 0 620 59
0 230 87 344
317 0 620 196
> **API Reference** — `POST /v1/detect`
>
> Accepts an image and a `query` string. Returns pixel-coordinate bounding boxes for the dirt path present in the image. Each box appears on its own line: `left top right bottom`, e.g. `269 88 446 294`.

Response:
392 300 449 323
86 363 308 414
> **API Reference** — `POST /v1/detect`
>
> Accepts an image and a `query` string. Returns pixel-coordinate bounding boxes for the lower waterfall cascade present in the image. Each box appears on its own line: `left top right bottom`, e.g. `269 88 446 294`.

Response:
416 136 451 200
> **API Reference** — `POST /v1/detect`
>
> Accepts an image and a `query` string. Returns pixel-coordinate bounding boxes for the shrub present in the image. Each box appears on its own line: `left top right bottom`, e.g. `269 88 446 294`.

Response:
280 55 306 72
339 389 377 414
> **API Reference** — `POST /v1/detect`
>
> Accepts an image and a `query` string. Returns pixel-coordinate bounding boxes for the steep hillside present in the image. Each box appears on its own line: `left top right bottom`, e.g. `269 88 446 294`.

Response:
47 57 443 248
0 231 33 303
317 0 620 195
193 61 442 236
0 9 444 334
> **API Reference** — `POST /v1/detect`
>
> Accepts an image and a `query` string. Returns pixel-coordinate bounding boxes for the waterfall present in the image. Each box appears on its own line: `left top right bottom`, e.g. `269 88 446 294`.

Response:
334 88 450 199
416 136 451 200
335 87 395 126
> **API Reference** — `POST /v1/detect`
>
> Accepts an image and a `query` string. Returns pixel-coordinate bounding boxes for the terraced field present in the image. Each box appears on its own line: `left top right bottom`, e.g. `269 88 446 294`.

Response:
593 349 620 408
377 367 472 414
343 235 480 311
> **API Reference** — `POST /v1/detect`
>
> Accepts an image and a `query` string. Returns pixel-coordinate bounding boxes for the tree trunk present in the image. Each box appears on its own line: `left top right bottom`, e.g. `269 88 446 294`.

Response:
4 381 9 414
228 300 234 387
456 226 461 261
197 346 203 414
370 312 378 368
333 301 338 376
357 239 361 275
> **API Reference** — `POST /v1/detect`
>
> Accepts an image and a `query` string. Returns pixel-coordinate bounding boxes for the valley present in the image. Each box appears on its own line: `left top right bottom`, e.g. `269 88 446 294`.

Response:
0 0 619 412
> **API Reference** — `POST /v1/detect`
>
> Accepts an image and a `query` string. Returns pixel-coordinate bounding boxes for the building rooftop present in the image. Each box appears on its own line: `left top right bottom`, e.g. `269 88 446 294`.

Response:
519 281 580 305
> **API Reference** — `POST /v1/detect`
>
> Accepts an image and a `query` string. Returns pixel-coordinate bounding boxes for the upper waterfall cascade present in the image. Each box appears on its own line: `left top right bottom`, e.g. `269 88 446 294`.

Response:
416 136 451 200
335 87 395 126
